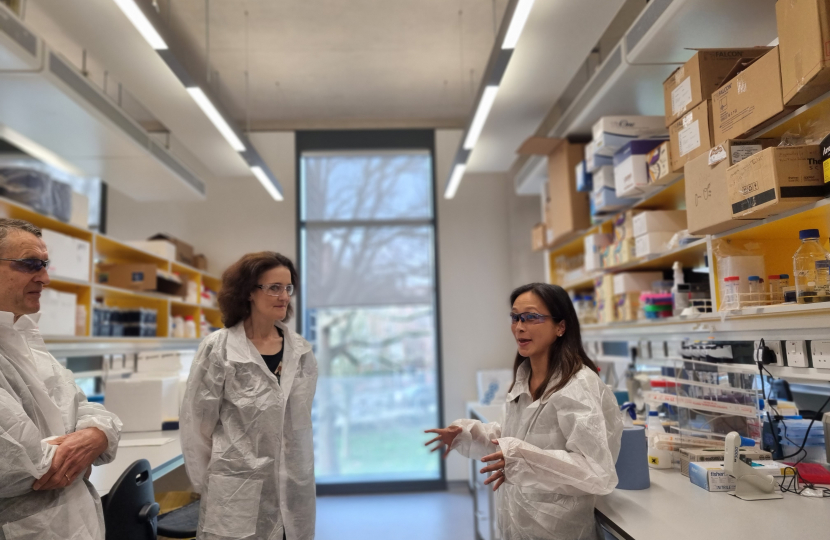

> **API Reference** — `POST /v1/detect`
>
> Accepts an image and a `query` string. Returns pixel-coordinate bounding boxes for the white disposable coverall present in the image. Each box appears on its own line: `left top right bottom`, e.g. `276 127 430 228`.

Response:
181 321 318 540
452 362 623 540
0 312 122 540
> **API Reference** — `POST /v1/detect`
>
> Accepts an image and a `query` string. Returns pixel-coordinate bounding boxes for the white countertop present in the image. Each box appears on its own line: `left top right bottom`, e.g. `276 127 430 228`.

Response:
596 468 830 539
89 430 183 496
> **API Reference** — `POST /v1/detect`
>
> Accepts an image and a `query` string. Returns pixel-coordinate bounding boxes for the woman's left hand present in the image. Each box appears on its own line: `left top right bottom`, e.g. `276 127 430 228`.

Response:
480 439 506 491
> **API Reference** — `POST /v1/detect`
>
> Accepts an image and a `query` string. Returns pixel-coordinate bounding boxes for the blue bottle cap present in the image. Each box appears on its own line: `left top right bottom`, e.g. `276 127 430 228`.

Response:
748 275 760 281
779 274 789 279
799 229 820 240
740 437 756 447
648 410 659 416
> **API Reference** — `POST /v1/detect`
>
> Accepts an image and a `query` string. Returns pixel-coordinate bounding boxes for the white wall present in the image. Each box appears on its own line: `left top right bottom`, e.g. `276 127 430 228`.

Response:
108 129 543 481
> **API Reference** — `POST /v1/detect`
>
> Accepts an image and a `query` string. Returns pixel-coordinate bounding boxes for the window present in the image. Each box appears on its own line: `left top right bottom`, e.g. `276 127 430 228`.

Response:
297 130 444 493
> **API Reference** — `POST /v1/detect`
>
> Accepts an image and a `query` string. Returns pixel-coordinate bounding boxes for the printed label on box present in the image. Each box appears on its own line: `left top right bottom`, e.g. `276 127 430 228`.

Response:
671 77 693 116
708 145 727 165
731 144 763 164
678 121 701 157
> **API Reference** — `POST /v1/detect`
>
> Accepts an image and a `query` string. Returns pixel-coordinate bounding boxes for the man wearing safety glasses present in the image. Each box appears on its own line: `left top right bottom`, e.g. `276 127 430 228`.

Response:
0 218 122 539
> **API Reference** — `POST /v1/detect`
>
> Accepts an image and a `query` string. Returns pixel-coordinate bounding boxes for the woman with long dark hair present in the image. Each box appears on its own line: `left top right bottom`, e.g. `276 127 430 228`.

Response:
181 252 317 540
426 283 622 539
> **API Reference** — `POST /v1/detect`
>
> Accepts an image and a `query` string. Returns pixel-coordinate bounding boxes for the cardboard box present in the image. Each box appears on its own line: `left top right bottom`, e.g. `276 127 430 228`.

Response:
684 139 775 234
728 145 825 218
613 210 637 242
777 0 830 106
531 223 547 251
668 100 714 172
712 47 786 142
614 139 667 198
823 132 830 184
632 210 687 237
688 462 736 492
41 229 90 282
635 232 675 258
613 272 664 295
127 240 177 261
585 233 613 272
647 141 683 186
615 292 641 321
680 447 771 477
585 141 614 172
193 254 208 271
38 288 77 336
546 142 590 241
575 160 592 192
592 116 667 157
97 263 158 291
591 165 615 192
611 237 636 267
663 48 771 126
595 275 616 324
148 233 195 266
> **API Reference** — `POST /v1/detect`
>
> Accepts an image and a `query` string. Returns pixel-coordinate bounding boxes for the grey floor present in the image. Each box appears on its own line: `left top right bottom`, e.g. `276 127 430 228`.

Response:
315 482 475 540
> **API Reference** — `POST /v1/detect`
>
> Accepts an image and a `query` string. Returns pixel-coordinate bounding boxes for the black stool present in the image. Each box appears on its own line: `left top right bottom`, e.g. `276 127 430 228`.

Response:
157 499 200 539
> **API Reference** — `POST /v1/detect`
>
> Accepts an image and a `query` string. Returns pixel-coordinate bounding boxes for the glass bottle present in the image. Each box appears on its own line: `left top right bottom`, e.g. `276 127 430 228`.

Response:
794 229 830 304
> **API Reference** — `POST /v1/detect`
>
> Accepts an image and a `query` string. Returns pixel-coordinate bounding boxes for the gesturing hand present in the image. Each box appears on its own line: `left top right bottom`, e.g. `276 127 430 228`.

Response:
481 439 506 491
424 425 463 458
33 428 109 491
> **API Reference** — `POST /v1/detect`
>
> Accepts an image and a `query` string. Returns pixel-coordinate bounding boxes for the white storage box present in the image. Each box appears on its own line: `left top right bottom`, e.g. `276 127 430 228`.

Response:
585 141 614 172
69 191 89 229
42 229 90 282
38 288 77 336
635 232 675 258
632 210 687 238
614 140 667 198
591 166 615 193
136 351 184 374
594 187 637 214
612 272 664 295
105 375 179 432
592 116 667 157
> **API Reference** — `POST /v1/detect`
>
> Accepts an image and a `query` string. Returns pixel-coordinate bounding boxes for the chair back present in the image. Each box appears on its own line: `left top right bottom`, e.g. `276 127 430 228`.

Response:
102 459 159 540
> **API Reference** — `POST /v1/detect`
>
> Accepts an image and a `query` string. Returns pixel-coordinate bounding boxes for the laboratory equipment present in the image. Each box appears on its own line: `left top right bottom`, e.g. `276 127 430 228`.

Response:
816 260 830 298
723 431 783 501
723 276 740 309
616 424 650 489
767 274 789 304
794 229 830 304
747 275 764 304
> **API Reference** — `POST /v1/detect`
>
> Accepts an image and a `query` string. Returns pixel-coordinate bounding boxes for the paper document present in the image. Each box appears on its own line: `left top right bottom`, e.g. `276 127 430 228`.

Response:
119 438 174 447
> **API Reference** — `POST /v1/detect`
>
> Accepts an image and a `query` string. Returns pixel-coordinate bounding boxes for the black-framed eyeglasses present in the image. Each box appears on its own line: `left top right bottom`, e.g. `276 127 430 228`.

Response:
510 312 557 325
0 258 50 273
256 283 295 297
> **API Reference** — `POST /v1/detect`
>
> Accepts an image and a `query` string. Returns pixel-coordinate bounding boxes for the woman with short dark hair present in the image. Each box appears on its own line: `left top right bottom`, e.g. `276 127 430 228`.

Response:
426 283 622 540
181 252 317 540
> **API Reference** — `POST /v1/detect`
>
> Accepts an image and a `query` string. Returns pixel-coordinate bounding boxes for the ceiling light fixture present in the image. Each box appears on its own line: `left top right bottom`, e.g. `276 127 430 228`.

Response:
463 85 499 150
112 0 168 50
502 0 536 50
251 166 284 201
186 87 246 152
444 163 467 199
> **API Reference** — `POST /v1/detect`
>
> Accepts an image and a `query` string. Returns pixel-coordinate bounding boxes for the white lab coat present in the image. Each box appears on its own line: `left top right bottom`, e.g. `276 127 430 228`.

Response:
181 321 318 540
452 362 623 540
0 312 122 540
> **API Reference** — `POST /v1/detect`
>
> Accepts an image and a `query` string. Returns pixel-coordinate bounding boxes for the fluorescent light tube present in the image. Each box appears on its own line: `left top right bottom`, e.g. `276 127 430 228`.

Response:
502 0 536 50
112 0 168 50
251 166 283 201
187 87 246 152
463 85 499 150
444 163 466 199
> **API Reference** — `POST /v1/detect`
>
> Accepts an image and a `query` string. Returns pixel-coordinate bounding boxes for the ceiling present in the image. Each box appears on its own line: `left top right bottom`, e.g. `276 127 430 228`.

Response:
160 0 510 130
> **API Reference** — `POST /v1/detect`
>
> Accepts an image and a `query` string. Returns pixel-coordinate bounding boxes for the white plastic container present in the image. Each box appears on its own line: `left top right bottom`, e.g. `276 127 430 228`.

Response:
723 276 740 309
748 275 764 304
172 315 185 338
184 315 197 338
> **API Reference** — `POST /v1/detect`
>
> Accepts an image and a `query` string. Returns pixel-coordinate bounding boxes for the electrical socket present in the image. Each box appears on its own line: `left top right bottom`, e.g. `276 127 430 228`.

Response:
754 340 784 366
810 341 830 369
785 340 811 368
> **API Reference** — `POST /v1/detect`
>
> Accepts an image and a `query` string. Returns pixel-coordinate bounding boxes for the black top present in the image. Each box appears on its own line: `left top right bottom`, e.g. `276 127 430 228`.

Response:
261 328 284 383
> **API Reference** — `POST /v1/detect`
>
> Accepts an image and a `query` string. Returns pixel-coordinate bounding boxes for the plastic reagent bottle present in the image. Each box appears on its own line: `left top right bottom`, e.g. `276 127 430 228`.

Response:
794 229 830 304
671 261 687 314
646 410 665 447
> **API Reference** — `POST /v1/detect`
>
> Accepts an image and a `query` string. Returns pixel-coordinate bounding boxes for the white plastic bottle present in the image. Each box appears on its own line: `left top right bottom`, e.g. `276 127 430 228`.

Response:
172 315 185 338
646 410 665 444
794 229 830 304
184 315 197 338
671 261 687 314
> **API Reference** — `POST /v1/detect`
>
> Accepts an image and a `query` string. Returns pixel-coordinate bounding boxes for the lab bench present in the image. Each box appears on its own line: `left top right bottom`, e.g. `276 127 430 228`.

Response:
89 430 183 496
467 403 830 540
